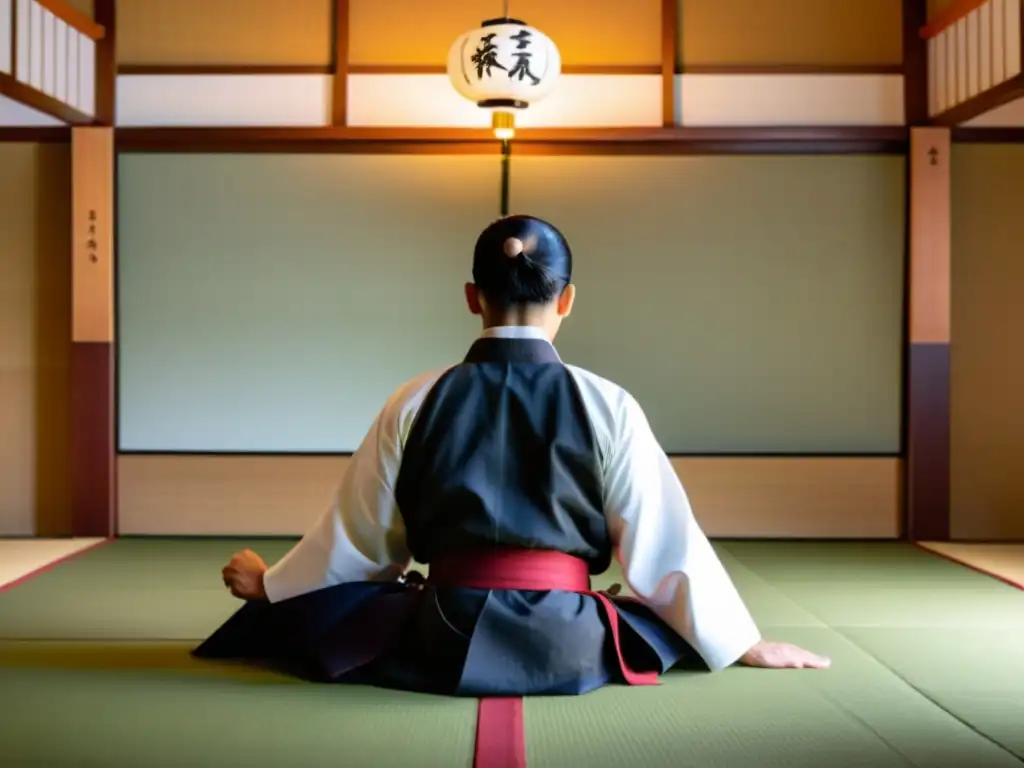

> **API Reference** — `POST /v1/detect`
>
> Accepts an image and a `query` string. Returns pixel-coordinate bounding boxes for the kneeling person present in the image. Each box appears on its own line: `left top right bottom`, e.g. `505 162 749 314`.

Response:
198 215 829 694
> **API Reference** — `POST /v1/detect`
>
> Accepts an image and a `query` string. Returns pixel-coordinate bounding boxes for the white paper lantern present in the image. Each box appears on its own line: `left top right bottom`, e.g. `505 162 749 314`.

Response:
447 18 561 111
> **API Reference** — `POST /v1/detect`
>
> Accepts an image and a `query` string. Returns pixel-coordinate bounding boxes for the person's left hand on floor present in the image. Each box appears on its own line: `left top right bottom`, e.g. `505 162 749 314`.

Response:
739 640 831 669
222 549 269 601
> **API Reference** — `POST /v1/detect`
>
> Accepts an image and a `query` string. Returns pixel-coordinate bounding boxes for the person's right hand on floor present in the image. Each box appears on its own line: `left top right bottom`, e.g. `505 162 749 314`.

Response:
739 640 831 669
222 549 269 601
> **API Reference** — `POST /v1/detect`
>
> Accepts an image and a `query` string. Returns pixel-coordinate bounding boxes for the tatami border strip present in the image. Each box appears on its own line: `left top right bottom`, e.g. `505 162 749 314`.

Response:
475 697 526 768
913 543 1024 591
0 539 113 593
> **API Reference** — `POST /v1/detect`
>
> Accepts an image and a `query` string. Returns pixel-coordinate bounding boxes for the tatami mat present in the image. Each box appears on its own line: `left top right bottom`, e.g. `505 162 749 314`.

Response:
0 539 1021 767
919 542 1024 589
0 538 106 589
0 538 295 640
0 666 477 767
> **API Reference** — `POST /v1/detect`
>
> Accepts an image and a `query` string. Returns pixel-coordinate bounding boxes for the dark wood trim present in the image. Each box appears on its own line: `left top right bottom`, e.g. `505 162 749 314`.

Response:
331 0 349 126
920 0 988 39
72 342 117 537
903 0 930 125
0 126 71 141
114 126 909 155
930 73 1024 125
116 63 664 76
681 64 904 75
350 63 663 75
93 0 116 126
900 1 930 539
0 72 92 124
35 0 105 39
661 0 677 127
110 64 904 79
117 450 901 459
118 64 333 76
906 344 951 540
952 126 1024 141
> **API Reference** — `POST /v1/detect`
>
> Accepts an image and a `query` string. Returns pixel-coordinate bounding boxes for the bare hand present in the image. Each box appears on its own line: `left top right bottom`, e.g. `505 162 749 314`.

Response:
739 640 831 670
222 549 269 601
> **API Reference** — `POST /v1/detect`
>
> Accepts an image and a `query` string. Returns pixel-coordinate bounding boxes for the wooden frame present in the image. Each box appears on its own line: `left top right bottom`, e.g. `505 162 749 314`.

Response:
94 0 117 125
661 0 677 126
71 126 117 537
67 0 117 537
113 126 909 154
12 0 1004 544
905 127 952 540
923 0 1024 126
1 0 108 125
903 0 929 125
953 125 1024 139
331 0 349 126
0 127 71 141
0 73 93 123
34 0 104 39
118 64 663 76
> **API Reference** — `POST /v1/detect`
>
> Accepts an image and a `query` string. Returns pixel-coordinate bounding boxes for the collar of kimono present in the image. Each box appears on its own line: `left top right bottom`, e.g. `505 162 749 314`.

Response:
479 324 552 342
465 325 562 364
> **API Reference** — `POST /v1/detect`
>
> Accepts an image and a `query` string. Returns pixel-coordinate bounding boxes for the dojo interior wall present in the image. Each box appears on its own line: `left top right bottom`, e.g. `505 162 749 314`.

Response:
113 0 903 69
5 0 1024 541
0 142 73 536
114 152 906 538
949 143 1024 541
102 0 911 540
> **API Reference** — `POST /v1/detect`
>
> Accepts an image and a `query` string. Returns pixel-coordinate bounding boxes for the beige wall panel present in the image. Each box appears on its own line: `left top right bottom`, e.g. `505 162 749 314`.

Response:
118 456 345 535
950 144 1024 541
672 458 900 538
118 455 900 538
0 143 73 537
117 0 333 66
348 0 662 66
679 0 904 67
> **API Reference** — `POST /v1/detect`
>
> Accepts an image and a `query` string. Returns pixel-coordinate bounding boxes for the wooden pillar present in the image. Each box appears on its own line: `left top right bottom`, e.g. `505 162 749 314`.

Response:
660 0 678 127
331 0 349 126
906 127 952 541
71 127 116 537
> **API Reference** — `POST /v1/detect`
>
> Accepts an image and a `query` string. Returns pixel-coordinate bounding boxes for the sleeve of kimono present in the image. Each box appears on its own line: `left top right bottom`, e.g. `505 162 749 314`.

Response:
261 369 448 604
567 366 761 671
606 394 762 670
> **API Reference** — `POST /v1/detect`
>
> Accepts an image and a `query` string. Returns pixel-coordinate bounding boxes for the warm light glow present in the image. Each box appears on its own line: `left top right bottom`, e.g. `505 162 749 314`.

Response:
446 19 561 110
492 111 515 139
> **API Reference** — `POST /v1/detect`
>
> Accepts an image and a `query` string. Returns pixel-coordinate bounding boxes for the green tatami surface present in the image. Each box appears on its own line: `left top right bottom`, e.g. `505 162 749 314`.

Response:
0 539 1021 767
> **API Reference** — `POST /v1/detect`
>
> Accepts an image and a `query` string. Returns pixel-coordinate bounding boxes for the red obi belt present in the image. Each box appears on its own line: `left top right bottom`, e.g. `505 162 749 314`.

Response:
429 548 659 687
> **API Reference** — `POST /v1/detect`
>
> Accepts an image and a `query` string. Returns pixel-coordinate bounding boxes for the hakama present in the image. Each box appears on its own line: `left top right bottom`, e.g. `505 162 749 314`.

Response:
194 326 761 695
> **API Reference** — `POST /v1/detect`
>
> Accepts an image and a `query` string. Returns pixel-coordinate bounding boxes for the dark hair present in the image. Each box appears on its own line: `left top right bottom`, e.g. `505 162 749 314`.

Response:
472 215 572 309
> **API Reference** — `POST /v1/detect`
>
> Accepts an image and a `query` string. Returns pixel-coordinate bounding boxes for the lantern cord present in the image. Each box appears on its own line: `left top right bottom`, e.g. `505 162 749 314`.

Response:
500 139 511 216
499 0 512 214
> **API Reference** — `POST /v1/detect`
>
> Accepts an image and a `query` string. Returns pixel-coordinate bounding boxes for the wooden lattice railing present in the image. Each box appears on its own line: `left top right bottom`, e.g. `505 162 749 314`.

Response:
0 0 105 122
924 0 1022 117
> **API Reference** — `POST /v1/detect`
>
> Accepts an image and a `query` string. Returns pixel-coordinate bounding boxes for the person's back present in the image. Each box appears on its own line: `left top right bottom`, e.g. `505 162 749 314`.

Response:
199 215 830 696
396 335 610 572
